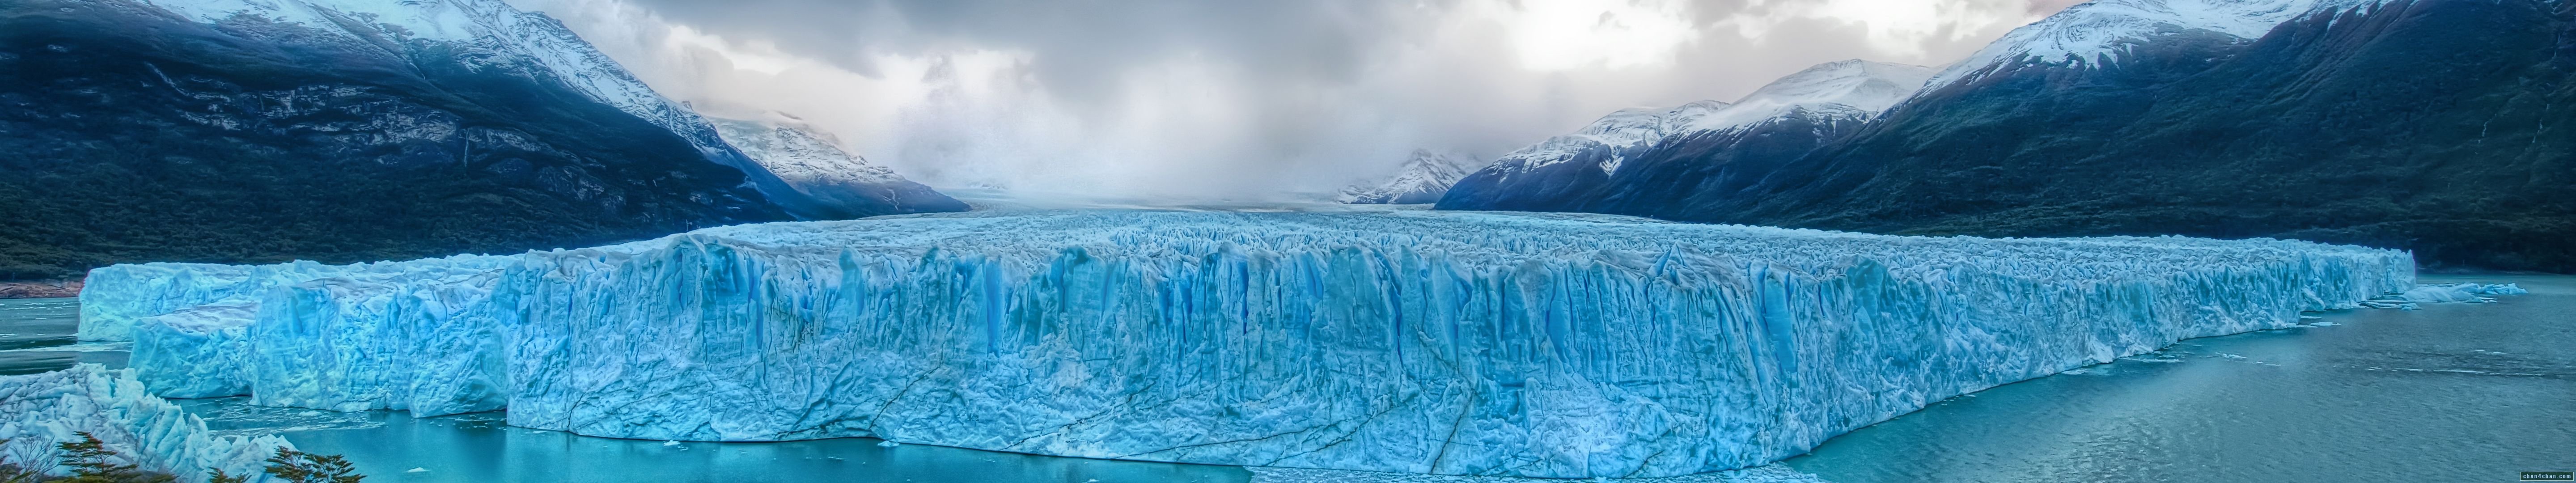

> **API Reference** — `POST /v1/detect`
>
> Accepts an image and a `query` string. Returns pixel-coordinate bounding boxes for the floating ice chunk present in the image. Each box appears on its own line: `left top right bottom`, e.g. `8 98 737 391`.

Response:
877 440 902 448
0 365 290 482
2363 282 2532 308
407 467 430 473
88 210 2414 478
2424 282 2528 296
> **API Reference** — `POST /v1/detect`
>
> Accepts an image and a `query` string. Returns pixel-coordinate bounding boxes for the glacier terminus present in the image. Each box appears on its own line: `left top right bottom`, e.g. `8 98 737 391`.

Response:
74 209 2416 479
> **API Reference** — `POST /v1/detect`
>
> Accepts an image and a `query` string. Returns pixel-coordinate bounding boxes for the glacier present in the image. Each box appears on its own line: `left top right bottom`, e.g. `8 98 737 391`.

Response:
0 364 290 483
84 210 2415 478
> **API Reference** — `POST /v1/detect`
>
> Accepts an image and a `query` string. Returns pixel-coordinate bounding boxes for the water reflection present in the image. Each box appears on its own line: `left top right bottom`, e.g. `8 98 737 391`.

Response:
172 398 1250 483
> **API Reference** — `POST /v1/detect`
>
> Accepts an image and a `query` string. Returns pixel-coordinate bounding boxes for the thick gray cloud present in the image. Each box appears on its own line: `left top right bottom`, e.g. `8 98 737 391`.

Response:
514 0 2082 201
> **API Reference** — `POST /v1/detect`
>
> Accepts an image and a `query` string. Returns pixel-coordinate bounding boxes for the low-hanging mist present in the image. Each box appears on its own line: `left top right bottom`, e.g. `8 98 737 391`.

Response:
513 0 2084 201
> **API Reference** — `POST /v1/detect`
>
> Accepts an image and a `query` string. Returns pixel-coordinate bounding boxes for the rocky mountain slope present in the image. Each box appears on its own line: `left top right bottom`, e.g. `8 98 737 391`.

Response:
1440 60 1934 213
0 0 956 279
1443 0 2574 272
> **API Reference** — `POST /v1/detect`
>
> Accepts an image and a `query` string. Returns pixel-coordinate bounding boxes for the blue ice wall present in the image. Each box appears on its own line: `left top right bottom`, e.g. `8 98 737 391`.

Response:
88 210 2414 478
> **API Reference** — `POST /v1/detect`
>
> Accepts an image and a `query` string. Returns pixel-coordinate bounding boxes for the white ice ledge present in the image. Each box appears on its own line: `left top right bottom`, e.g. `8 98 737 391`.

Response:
83 210 2415 478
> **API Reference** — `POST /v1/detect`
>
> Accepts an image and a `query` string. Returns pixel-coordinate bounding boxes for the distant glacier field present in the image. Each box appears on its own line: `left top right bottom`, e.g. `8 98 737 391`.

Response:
62 210 2413 478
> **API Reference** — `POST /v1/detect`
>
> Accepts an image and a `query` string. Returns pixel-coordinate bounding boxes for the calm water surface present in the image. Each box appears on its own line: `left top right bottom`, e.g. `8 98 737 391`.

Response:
1780 275 2576 482
3 275 2567 482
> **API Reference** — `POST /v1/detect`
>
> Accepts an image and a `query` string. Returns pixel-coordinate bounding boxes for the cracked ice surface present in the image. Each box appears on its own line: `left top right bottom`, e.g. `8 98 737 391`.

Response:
87 210 2414 478
0 364 290 483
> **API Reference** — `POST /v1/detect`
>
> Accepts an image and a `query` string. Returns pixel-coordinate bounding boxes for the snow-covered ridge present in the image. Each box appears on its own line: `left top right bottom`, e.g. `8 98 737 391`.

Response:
1486 59 1934 178
119 0 830 217
86 210 2414 478
1489 100 1729 175
1929 0 2393 86
135 0 713 150
0 364 291 483
709 117 912 188
1339 149 1478 204
1685 60 1935 132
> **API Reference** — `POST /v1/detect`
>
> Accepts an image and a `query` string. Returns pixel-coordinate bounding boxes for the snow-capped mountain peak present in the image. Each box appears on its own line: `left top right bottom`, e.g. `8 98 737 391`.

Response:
1483 59 1936 178
1686 60 1936 132
1492 101 1729 175
708 118 908 187
706 116 969 214
1929 0 2394 87
1338 149 1478 204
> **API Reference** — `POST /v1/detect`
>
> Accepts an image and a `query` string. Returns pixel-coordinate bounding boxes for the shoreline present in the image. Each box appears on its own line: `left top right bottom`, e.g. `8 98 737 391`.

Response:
0 280 82 299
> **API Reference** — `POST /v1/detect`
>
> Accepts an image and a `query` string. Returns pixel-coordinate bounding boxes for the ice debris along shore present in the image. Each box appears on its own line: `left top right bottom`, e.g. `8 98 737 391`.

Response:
82 210 2415 478
0 364 289 482
2359 283 2529 309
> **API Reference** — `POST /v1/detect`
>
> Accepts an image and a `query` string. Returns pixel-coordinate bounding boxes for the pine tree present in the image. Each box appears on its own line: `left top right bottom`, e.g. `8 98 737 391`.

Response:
206 468 249 483
262 448 364 483
52 433 171 483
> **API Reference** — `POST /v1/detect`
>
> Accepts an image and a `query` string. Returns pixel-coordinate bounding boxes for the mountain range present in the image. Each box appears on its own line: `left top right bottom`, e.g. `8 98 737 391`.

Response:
0 0 958 279
1440 0 2574 272
1338 149 1479 204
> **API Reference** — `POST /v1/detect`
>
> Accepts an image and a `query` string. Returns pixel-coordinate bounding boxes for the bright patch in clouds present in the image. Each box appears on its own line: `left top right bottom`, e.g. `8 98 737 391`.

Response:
1489 0 1700 71
1720 0 2037 57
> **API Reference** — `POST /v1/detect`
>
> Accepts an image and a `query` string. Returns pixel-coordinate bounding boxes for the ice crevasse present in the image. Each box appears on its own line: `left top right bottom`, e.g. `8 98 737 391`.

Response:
83 210 2415 478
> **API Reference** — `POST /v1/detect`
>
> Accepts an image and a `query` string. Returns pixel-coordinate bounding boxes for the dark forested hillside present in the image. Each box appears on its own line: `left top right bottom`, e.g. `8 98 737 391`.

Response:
1448 0 2576 272
0 0 792 279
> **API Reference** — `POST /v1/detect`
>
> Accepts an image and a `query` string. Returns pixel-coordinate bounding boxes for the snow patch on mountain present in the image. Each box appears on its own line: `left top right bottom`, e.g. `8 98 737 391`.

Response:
1339 149 1479 204
1479 59 1933 181
1686 60 1936 132
1930 0 2395 86
709 117 912 187
1488 100 1730 176
707 116 969 215
119 0 868 218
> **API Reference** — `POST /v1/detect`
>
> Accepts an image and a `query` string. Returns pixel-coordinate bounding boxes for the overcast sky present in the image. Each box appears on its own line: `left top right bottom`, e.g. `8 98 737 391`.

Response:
513 0 2086 200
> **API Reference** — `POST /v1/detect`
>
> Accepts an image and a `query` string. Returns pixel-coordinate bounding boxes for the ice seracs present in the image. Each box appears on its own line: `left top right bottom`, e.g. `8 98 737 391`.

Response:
1338 149 1479 204
88 210 2414 478
0 364 290 482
